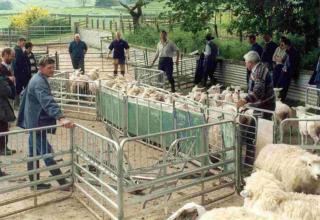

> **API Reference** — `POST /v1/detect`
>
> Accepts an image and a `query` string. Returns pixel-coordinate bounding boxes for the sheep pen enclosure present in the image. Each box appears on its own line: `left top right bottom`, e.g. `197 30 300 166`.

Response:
1 42 320 220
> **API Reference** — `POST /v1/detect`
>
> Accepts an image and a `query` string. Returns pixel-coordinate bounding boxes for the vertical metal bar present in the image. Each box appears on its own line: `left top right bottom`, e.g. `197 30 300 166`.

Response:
117 143 124 220
32 131 38 205
70 127 75 188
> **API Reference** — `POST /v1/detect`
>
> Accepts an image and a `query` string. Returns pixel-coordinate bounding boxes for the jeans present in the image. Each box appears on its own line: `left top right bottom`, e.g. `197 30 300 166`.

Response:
159 57 175 93
27 131 67 185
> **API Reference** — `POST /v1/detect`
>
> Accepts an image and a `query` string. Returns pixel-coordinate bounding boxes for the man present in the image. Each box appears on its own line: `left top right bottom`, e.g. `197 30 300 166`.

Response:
278 38 300 102
202 33 219 87
25 42 38 76
246 34 263 86
17 56 74 190
151 30 180 93
12 37 30 101
237 51 275 164
261 33 278 71
0 48 16 156
69 34 88 74
107 32 130 77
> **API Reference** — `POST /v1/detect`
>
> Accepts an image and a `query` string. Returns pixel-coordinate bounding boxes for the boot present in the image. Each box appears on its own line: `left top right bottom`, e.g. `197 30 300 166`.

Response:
49 167 69 186
28 161 51 190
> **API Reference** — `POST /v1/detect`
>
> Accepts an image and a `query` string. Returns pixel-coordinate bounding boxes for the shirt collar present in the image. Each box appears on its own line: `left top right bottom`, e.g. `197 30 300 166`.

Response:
251 63 259 74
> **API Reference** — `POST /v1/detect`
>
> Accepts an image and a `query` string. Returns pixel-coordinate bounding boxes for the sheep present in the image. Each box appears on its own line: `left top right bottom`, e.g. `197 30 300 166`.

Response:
149 92 165 102
220 86 231 100
254 144 320 194
85 67 100 81
294 106 320 146
242 170 320 220
207 84 222 95
127 85 144 96
198 92 207 105
273 88 294 123
199 207 274 220
167 202 206 220
141 87 157 98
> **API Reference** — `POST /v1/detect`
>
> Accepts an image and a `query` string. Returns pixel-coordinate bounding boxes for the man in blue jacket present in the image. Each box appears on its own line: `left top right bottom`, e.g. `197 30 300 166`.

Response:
17 56 74 190
246 34 263 87
69 34 88 74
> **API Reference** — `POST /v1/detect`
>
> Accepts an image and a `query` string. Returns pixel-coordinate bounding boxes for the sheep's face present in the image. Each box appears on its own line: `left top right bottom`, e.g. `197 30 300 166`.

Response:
300 155 320 180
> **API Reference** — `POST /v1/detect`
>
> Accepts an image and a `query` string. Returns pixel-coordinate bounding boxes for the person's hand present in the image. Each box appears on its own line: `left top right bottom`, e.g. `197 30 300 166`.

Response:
8 76 15 84
236 99 247 109
59 118 74 129
175 60 179 66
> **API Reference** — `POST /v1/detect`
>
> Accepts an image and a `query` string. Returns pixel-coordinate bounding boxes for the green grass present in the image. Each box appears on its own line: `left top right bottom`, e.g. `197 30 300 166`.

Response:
0 16 10 28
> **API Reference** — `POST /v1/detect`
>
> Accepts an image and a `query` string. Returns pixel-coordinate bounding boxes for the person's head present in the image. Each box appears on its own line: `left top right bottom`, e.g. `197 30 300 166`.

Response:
247 34 257 45
205 33 214 41
38 56 55 77
25 42 33 54
283 38 291 50
160 30 168 42
115 32 121 40
279 36 287 50
17 37 26 48
243 51 260 71
1 48 15 64
74 34 81 43
263 32 272 43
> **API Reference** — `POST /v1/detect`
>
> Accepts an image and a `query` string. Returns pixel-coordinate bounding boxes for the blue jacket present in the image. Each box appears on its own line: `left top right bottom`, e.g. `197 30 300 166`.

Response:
69 40 88 59
17 72 64 130
251 43 263 58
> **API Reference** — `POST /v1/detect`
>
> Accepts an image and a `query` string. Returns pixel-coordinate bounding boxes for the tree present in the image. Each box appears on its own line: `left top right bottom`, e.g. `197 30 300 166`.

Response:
119 0 151 30
77 0 88 7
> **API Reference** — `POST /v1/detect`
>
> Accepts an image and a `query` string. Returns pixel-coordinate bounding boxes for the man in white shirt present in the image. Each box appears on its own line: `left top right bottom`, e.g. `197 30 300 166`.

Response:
151 30 180 93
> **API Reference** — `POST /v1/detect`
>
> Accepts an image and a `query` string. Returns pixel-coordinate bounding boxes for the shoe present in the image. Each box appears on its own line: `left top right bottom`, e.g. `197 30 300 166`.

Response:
0 171 8 177
0 148 16 155
30 183 52 190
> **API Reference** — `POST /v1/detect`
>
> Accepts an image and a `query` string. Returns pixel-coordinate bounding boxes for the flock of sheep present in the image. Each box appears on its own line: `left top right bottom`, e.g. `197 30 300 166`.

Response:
168 144 320 220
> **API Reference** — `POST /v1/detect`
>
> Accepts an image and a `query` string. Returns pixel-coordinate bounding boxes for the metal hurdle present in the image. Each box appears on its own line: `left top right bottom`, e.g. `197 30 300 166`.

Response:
134 67 166 89
0 125 73 218
279 117 320 150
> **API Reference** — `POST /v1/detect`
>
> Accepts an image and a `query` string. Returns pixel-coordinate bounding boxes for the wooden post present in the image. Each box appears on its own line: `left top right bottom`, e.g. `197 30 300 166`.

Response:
68 14 72 26
129 22 132 33
121 18 124 33
91 19 94 29
97 19 99 29
103 19 105 30
115 21 118 31
86 15 89 28
110 20 112 31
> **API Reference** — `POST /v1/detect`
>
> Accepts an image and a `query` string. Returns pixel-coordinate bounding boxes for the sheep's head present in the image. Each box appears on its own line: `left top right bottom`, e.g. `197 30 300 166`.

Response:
241 171 286 212
300 153 320 180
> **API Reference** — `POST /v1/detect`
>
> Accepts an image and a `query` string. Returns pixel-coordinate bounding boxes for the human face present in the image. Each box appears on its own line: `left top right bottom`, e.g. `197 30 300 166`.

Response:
18 40 26 48
39 63 55 77
160 32 167 42
245 61 254 71
263 34 271 43
75 35 80 42
247 37 255 45
26 47 32 54
279 41 285 50
116 32 121 40
2 51 15 64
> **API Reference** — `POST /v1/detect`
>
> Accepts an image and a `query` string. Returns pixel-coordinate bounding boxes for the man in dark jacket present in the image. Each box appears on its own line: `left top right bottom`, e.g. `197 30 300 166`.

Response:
202 33 218 87
12 37 30 96
261 33 278 71
17 56 74 190
278 38 300 102
237 51 275 165
25 42 38 76
69 34 88 74
246 34 264 87
0 48 16 156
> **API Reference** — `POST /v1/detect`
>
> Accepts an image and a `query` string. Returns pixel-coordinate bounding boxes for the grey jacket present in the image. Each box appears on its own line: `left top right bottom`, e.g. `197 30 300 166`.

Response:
17 72 64 129
0 75 15 122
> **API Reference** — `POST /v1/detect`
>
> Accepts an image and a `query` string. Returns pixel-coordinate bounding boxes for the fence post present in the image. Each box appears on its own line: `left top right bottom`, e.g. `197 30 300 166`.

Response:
109 20 112 31
97 19 99 29
55 51 59 70
103 19 105 30
68 14 72 26
129 22 132 33
8 27 11 47
91 19 94 29
86 15 89 28
121 16 124 34
115 21 118 31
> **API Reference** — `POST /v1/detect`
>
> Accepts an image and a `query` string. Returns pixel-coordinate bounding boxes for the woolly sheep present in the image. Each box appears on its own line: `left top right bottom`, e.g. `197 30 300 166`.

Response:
167 202 206 220
254 144 320 194
294 106 320 146
86 67 100 81
273 88 294 123
242 170 320 220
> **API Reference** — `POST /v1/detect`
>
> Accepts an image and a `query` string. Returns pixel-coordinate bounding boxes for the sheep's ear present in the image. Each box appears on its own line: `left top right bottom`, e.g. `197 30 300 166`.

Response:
240 190 252 198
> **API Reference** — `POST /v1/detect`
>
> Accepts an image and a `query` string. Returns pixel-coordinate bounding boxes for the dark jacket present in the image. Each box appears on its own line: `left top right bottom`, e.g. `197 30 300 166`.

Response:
0 74 16 122
12 46 30 81
309 56 320 85
251 43 263 58
245 62 275 108
69 40 88 59
283 46 300 80
17 72 64 130
261 41 278 66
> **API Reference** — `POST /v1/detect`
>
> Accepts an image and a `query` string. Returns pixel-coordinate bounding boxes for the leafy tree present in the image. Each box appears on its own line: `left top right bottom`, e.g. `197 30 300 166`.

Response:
119 0 152 30
10 6 49 29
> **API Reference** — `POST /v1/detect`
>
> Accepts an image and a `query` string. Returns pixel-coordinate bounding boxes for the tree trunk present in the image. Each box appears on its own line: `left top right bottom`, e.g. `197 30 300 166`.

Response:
132 14 140 30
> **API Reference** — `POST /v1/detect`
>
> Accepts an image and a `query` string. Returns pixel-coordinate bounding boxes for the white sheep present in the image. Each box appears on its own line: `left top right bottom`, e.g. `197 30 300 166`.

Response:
254 144 320 194
242 170 320 220
167 202 206 220
127 85 144 96
207 84 222 95
273 88 294 123
199 207 273 220
86 67 100 81
294 106 320 146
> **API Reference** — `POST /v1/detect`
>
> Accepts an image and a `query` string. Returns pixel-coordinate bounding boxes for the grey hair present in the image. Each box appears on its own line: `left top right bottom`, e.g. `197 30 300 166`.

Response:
243 51 260 63
74 33 80 38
